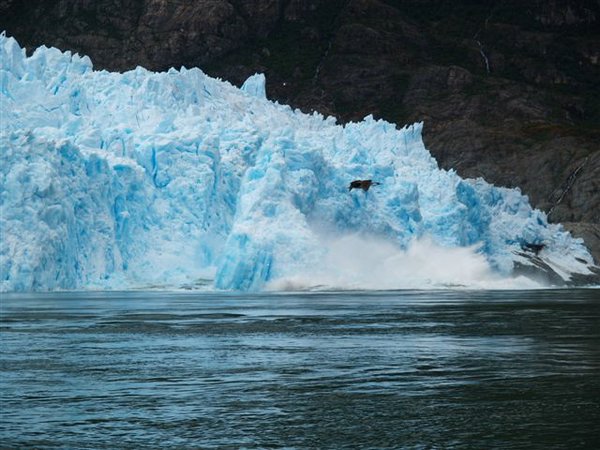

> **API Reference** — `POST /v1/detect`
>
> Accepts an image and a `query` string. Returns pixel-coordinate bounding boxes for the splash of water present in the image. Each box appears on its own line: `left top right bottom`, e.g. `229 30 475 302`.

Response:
266 234 544 291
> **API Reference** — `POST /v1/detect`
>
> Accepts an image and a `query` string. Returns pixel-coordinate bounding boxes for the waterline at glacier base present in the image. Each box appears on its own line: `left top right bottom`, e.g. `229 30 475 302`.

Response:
0 34 597 292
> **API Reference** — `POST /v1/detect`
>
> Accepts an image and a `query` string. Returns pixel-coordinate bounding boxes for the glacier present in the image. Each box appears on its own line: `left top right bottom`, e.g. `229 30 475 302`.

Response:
0 33 596 292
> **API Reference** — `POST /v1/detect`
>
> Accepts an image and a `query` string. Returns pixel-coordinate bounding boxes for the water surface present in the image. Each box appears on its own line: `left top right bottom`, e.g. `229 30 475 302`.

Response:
1 289 599 448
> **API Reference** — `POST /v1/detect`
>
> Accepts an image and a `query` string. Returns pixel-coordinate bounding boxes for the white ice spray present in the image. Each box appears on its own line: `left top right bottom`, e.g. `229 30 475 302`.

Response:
266 234 544 291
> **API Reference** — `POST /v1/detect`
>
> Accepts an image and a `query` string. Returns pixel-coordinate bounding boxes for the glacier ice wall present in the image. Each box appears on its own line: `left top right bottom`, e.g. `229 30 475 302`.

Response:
0 34 595 292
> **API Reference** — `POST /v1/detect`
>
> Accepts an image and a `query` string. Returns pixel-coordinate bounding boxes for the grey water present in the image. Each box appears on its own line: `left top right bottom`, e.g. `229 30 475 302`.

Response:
1 290 599 449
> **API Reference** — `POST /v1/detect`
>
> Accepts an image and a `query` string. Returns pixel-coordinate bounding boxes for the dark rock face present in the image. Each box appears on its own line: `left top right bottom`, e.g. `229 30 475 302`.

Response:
2 0 599 262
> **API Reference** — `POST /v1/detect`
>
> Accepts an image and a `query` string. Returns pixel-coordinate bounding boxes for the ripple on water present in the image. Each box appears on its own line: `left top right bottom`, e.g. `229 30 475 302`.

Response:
1 289 599 448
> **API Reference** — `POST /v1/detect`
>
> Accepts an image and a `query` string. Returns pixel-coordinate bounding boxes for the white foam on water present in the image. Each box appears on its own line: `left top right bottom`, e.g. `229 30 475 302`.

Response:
266 234 545 291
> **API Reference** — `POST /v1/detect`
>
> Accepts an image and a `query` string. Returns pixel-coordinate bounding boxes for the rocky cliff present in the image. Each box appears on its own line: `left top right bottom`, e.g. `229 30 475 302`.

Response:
2 0 599 263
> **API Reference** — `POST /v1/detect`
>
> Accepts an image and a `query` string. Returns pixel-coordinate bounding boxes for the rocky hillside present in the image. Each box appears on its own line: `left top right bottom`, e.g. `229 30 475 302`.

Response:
2 0 599 262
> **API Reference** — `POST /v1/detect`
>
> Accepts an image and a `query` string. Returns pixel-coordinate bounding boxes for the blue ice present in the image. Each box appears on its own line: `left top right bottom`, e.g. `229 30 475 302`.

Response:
0 34 594 291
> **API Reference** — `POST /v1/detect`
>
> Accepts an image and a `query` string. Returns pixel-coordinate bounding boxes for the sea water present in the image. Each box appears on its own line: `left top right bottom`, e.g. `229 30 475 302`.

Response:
1 289 599 449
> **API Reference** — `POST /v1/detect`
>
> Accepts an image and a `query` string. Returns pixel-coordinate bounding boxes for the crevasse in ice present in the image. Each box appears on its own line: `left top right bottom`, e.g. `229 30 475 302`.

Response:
0 34 595 291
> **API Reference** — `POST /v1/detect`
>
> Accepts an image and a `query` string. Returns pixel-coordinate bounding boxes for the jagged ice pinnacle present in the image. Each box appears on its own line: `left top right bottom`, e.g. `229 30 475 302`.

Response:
0 34 595 291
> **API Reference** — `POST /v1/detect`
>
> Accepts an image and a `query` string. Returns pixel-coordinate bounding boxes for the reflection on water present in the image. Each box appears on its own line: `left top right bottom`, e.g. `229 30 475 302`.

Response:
1 290 599 448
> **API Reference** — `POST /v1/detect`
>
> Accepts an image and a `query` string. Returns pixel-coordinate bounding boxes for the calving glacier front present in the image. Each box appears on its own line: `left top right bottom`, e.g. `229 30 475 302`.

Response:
0 35 595 291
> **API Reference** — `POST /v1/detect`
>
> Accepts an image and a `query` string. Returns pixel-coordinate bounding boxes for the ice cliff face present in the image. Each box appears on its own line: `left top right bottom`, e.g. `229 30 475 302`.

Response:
0 35 595 292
